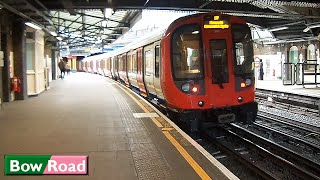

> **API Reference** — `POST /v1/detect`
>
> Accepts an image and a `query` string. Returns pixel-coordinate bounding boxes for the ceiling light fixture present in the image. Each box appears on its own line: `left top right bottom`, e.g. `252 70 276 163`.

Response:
302 24 320 33
309 24 320 29
303 27 310 33
268 26 288 32
102 20 107 27
25 22 42 30
105 8 113 18
50 31 57 36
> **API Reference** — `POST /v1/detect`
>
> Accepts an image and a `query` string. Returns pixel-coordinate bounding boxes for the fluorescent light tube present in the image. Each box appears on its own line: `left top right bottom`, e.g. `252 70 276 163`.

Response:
303 27 310 32
25 22 42 30
269 26 288 32
309 24 320 29
50 31 57 36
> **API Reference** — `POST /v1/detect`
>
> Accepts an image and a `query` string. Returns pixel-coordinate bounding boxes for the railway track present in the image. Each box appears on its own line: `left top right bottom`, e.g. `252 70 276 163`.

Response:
257 112 320 147
255 88 320 116
201 123 320 180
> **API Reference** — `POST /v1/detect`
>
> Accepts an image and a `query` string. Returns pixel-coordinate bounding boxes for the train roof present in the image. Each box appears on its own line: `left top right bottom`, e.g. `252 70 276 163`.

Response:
82 28 167 62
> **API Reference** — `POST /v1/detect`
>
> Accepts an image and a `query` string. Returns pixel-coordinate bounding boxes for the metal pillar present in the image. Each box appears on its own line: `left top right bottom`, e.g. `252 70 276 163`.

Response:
51 49 57 80
1 26 10 102
12 19 27 100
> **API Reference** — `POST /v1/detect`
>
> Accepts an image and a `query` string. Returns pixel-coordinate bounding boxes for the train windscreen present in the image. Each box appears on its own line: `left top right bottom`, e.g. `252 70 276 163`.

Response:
210 39 229 86
232 24 254 75
171 24 204 80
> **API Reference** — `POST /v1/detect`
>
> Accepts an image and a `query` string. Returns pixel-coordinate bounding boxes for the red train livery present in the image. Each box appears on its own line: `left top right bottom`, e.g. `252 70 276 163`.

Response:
81 13 258 132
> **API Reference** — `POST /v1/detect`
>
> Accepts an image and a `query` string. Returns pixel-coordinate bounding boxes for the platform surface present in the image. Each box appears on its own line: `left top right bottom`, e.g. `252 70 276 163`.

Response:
0 72 236 180
256 79 320 98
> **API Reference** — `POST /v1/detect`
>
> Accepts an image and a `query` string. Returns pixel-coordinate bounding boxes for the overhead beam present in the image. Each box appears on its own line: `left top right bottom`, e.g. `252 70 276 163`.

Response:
76 12 130 26
61 0 76 15
52 17 128 31
0 1 53 32
20 0 53 25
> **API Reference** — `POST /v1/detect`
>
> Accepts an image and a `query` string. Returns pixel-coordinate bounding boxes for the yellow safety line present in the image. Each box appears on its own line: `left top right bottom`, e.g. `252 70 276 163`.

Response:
117 85 163 128
161 127 174 131
163 131 212 180
116 83 212 180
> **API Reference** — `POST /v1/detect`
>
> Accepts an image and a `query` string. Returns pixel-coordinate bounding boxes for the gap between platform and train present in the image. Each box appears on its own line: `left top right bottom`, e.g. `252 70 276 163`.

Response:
116 84 212 180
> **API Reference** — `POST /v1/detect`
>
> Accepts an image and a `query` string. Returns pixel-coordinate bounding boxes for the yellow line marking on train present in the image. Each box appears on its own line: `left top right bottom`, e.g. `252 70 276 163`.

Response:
116 82 211 180
163 131 212 180
117 84 163 128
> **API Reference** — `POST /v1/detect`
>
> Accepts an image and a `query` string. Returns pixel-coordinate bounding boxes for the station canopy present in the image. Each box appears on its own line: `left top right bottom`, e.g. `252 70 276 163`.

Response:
1 0 320 56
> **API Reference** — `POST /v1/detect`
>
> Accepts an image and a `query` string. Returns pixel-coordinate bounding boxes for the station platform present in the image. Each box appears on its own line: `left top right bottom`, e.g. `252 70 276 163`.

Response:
0 72 237 180
256 79 320 98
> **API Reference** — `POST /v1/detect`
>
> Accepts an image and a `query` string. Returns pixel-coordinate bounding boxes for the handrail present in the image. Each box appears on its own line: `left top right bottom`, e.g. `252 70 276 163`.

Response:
286 60 319 87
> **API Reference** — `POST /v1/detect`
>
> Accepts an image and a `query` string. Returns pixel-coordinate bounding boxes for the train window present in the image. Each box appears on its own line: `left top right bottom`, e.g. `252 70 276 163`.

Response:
127 54 132 73
232 24 254 75
171 24 203 80
155 46 160 78
118 56 122 71
210 39 229 84
132 53 137 73
145 50 153 76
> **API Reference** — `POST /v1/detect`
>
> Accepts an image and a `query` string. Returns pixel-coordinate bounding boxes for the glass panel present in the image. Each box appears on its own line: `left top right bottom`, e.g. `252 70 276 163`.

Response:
232 24 254 75
210 39 229 84
171 24 203 79
145 50 152 75
118 56 121 71
127 54 132 73
282 63 294 85
26 42 35 70
155 46 160 78
132 53 137 73
296 63 302 85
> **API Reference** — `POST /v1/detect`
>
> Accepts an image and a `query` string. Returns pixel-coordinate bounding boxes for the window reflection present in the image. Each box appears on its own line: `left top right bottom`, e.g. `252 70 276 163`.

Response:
171 24 203 79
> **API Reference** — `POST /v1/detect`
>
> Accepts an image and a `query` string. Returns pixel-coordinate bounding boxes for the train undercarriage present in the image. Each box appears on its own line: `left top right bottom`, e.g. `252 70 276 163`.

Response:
166 102 258 132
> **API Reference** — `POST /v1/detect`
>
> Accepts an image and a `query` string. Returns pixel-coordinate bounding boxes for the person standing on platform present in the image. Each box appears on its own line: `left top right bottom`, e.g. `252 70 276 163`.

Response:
58 59 66 79
66 64 71 75
259 59 264 80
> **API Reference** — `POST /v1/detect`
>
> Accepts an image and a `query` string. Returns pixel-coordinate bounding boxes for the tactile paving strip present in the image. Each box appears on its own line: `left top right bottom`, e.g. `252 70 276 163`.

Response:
113 88 174 180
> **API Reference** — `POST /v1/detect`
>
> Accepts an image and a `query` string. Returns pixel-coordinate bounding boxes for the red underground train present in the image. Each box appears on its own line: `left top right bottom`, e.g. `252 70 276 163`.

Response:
81 12 258 132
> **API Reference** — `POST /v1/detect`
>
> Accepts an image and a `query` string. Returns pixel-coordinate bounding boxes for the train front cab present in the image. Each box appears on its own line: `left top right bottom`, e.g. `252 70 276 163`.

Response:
162 13 257 130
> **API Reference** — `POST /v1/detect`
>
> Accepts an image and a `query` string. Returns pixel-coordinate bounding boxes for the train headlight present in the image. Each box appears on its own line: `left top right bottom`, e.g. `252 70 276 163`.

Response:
181 83 190 93
192 86 199 93
240 82 246 88
245 78 252 86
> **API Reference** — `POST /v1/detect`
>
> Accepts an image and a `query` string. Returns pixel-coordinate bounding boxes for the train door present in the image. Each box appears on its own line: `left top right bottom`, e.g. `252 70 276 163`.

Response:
112 56 118 80
90 61 94 73
117 55 122 82
96 60 99 74
126 53 132 85
153 42 164 99
106 58 111 77
203 33 235 107
144 44 157 96
137 48 147 97
127 50 139 89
